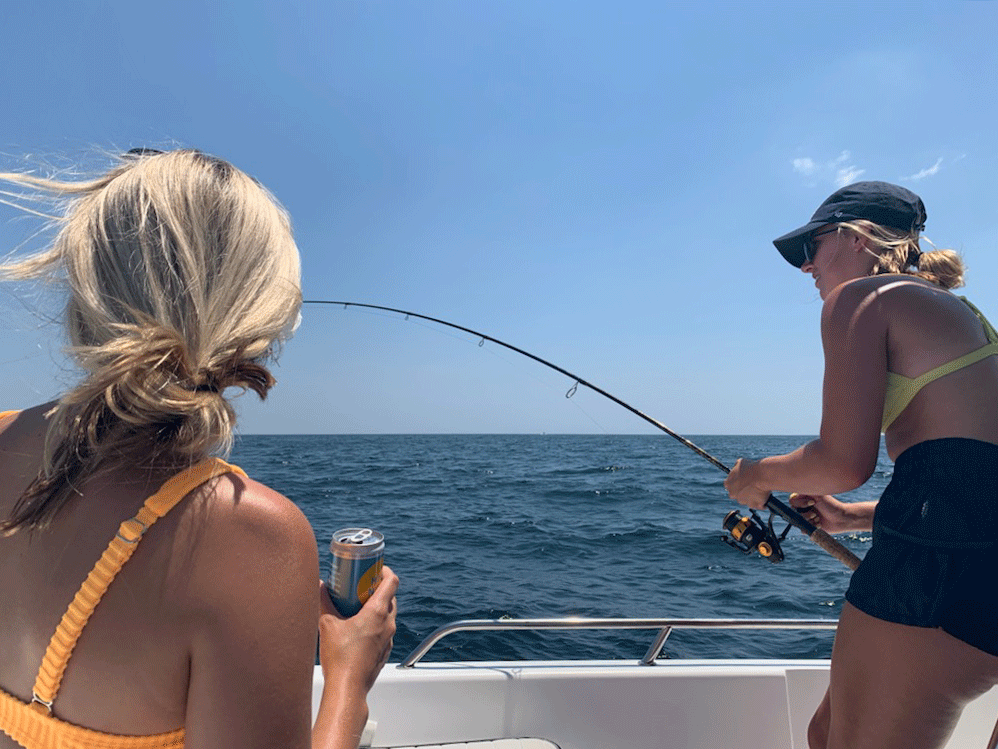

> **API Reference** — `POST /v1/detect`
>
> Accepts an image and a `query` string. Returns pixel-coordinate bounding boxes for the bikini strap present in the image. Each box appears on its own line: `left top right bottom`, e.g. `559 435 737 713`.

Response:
960 296 998 343
30 457 247 715
905 342 998 390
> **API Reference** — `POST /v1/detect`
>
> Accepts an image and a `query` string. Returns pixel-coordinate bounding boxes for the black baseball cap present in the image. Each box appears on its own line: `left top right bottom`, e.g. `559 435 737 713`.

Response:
773 181 927 268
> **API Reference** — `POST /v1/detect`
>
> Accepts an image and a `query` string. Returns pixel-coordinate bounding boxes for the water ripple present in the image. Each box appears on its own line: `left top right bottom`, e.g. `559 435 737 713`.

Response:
232 434 887 661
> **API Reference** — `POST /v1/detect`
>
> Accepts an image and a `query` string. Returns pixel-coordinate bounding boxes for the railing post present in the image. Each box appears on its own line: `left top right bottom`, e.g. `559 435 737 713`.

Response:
640 626 673 665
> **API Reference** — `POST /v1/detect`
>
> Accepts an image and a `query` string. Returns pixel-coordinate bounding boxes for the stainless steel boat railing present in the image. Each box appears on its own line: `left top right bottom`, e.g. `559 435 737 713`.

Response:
399 617 839 668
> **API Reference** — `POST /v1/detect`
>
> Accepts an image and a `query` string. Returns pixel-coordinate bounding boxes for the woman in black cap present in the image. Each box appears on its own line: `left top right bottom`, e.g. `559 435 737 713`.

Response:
725 181 998 749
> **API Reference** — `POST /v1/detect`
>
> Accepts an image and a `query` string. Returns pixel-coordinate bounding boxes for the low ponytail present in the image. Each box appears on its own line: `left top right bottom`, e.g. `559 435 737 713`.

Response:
0 149 301 533
1 320 278 533
840 219 966 290
914 245 965 290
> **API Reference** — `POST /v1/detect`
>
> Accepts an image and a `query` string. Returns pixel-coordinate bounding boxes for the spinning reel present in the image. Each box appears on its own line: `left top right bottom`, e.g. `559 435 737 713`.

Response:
721 509 790 563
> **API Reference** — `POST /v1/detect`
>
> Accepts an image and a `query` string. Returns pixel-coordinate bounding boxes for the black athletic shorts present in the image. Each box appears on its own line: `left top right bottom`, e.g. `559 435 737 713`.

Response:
845 438 998 657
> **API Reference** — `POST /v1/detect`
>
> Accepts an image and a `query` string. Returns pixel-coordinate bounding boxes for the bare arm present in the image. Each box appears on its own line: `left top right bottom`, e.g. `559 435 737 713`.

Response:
312 569 398 749
183 479 318 748
789 493 877 534
726 280 887 507
183 478 395 749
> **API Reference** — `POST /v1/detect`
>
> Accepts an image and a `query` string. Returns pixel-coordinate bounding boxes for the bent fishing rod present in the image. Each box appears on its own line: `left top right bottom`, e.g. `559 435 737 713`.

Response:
305 300 861 572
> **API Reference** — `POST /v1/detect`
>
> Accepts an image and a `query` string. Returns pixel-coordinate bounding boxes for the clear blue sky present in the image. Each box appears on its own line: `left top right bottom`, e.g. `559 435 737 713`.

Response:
2 1 996 435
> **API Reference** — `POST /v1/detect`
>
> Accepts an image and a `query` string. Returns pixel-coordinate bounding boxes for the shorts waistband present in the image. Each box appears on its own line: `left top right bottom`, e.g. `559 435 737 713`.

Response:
876 438 998 548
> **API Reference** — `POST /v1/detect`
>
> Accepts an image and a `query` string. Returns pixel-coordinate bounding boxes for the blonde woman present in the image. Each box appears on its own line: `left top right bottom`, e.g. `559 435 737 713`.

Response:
0 149 397 749
724 181 998 749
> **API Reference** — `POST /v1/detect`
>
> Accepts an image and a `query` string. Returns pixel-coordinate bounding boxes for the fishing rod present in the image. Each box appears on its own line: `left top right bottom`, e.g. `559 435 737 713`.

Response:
305 300 861 572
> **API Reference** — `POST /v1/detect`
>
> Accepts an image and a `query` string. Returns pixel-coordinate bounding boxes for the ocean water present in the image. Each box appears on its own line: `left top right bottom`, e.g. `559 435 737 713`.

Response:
229 434 890 663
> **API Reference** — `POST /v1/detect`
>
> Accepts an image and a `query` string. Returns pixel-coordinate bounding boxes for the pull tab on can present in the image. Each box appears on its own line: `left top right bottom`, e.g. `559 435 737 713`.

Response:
345 528 374 544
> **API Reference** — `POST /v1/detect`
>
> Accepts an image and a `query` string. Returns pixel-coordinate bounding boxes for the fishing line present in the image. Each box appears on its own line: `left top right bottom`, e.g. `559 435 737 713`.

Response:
304 299 861 571
451 347 611 434
329 303 613 432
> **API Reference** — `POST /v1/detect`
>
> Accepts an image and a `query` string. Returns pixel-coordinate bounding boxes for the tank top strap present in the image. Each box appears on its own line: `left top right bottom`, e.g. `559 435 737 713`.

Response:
30 457 247 716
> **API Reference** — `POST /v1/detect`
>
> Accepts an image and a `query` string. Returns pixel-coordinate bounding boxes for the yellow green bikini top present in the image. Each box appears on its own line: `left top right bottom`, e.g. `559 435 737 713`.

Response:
882 298 998 431
0 421 245 749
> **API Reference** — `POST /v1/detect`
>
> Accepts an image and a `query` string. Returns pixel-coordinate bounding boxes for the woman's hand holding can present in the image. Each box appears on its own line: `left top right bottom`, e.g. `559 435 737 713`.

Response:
317 564 398 695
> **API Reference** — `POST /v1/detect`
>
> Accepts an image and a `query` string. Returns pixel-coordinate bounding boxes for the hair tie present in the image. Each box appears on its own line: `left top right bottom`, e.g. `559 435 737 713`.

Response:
192 370 221 393
907 248 922 268
195 358 275 399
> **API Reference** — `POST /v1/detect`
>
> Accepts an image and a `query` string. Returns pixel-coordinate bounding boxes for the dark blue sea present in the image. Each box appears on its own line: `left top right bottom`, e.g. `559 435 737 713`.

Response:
230 435 888 663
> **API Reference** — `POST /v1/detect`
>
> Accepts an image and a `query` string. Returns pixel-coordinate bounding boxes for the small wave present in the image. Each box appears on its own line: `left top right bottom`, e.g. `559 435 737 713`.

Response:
235 434 873 661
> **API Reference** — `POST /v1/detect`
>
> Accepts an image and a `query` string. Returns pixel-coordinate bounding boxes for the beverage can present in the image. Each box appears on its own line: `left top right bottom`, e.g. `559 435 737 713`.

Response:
327 527 385 617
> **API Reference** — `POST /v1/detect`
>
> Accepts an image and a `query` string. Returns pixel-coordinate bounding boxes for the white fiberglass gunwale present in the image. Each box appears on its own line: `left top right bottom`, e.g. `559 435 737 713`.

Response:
309 616 998 749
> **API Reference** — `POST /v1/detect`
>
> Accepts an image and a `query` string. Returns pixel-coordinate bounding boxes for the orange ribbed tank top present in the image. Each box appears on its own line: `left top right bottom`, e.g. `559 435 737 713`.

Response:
0 428 245 749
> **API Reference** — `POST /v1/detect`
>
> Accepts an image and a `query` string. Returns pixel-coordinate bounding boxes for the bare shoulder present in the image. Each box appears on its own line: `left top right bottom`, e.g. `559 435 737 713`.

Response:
819 277 891 336
821 275 950 330
0 401 55 447
0 402 57 510
176 473 321 748
176 471 320 622
200 473 316 549
830 274 952 305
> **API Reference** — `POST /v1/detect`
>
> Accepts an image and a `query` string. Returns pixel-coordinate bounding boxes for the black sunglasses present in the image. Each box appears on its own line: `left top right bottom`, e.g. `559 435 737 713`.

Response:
802 226 839 263
125 147 165 157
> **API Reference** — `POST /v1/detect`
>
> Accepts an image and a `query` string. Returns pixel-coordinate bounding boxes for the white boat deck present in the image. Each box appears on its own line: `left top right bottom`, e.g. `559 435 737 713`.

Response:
311 618 998 749
312 660 998 749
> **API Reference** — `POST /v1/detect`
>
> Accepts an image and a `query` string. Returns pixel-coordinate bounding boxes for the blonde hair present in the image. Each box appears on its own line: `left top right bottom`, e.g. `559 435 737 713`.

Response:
839 219 965 290
0 149 302 533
